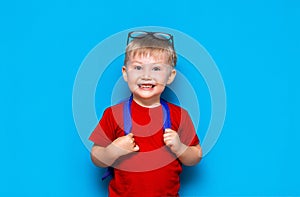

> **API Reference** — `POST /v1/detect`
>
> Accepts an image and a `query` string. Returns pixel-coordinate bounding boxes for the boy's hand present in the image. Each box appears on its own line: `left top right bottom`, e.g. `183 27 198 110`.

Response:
110 133 139 157
163 129 186 156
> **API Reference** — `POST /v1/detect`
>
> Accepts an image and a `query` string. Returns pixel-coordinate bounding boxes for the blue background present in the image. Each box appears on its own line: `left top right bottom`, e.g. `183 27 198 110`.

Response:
1 0 299 196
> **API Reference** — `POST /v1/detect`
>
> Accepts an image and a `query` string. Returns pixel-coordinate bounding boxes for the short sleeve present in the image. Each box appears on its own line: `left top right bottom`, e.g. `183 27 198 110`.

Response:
89 108 117 147
178 110 200 146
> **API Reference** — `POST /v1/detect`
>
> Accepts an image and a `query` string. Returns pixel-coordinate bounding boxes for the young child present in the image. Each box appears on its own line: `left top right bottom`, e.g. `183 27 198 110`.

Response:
89 31 202 197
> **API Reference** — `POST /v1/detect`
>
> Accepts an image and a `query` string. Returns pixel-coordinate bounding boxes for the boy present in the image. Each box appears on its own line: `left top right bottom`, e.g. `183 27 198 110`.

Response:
89 31 202 197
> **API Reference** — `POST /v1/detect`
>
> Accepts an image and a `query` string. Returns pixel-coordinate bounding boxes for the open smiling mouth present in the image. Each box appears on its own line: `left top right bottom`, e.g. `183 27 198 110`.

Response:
138 84 156 89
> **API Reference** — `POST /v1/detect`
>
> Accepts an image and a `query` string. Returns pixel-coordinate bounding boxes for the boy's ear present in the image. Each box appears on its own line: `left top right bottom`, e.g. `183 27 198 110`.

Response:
166 69 176 85
122 66 128 82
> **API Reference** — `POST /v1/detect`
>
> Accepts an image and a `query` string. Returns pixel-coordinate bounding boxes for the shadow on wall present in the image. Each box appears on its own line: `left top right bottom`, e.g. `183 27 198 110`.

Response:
90 167 110 196
180 164 205 191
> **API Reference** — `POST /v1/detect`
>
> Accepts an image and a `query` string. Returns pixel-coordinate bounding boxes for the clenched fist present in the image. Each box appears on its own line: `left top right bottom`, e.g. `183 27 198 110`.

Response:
111 133 139 157
163 128 185 156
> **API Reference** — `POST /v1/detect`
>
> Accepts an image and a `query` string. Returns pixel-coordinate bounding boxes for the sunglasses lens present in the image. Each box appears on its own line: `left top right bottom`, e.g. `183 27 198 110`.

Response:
130 31 149 38
153 33 172 40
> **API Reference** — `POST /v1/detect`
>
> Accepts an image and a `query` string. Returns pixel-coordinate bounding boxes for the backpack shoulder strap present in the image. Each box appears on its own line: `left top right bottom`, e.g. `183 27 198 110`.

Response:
102 96 133 181
123 95 133 135
160 98 171 130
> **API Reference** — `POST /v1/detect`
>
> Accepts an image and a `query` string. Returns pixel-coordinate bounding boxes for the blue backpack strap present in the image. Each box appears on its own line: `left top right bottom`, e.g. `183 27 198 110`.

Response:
102 95 171 181
160 98 171 130
101 95 133 181
101 166 114 181
123 95 133 135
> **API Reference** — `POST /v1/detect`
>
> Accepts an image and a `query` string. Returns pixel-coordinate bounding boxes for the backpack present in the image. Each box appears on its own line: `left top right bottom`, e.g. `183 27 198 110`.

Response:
102 95 171 180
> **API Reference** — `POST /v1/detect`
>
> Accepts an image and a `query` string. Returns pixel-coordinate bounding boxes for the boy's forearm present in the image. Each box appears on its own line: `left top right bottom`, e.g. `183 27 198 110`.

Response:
91 142 202 167
90 144 120 167
176 144 202 166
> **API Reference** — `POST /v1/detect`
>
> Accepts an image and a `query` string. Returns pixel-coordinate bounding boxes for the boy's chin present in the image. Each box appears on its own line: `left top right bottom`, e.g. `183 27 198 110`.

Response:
133 92 162 100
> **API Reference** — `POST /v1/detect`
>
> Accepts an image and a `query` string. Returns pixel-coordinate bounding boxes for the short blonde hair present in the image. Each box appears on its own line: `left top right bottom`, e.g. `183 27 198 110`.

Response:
124 35 177 67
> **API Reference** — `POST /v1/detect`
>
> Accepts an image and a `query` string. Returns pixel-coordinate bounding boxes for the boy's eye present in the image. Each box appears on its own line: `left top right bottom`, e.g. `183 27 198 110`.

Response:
152 66 161 71
134 65 142 70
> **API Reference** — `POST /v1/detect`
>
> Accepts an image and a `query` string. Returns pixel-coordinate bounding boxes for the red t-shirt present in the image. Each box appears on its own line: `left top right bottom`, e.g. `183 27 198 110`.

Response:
89 100 199 197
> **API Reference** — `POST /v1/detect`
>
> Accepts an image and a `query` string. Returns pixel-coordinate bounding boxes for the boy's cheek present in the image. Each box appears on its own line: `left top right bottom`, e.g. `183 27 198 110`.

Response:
157 75 170 85
126 72 138 80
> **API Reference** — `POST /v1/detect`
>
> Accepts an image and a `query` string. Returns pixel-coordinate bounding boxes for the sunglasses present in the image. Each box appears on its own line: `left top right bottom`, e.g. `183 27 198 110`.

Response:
127 31 174 48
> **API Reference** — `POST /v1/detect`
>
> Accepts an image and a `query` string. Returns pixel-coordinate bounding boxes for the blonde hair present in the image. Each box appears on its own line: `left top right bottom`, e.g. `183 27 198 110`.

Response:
124 35 177 67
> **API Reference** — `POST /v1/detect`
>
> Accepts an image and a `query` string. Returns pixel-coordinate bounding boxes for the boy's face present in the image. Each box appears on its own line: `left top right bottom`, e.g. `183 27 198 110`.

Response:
122 53 176 105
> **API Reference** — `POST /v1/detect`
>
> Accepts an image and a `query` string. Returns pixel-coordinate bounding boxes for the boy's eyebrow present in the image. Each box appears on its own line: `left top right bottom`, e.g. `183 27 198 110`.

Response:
129 60 168 64
129 60 143 64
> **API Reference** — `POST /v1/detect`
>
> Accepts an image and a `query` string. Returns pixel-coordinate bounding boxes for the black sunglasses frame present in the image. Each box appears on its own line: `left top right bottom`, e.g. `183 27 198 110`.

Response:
127 31 174 49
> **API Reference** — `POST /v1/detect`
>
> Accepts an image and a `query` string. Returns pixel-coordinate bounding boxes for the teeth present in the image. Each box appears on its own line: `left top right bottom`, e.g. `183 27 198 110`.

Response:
139 84 154 88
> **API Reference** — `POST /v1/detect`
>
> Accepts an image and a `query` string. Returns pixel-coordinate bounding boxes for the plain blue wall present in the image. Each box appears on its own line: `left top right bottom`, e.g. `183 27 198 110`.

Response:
1 0 299 196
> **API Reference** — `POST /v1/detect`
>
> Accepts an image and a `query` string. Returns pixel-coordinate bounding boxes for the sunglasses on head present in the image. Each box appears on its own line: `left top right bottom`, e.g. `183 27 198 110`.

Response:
127 31 174 48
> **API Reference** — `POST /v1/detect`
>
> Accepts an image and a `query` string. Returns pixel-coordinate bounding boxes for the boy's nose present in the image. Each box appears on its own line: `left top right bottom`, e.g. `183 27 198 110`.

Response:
141 74 152 80
141 68 152 79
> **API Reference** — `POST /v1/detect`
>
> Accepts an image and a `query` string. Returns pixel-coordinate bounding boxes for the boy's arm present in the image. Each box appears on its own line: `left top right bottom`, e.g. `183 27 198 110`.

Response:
90 144 119 167
163 129 202 166
175 144 202 166
90 133 139 167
